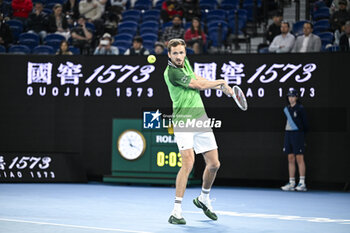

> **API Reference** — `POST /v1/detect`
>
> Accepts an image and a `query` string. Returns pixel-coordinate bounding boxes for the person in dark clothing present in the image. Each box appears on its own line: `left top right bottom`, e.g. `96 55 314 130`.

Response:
124 36 150 55
0 13 13 48
331 0 350 31
47 3 70 39
63 0 80 20
281 89 308 192
0 0 12 19
340 20 350 50
71 15 93 54
161 0 183 22
182 0 200 22
27 2 48 41
266 13 283 44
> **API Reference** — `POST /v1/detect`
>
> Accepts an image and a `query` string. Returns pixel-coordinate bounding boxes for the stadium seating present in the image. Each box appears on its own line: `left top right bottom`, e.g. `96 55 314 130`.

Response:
19 32 40 50
313 19 330 34
6 19 23 42
133 0 152 10
116 46 128 54
318 31 334 47
292 20 307 37
313 7 330 21
69 46 80 55
8 45 31 54
118 21 138 35
142 10 160 22
154 0 165 10
141 33 158 43
5 19 23 31
44 34 65 51
122 10 141 22
143 40 155 51
113 40 132 49
220 0 239 10
0 45 6 53
32 45 55 54
140 21 159 31
114 33 134 42
207 20 229 47
85 22 96 33
199 0 218 11
325 45 340 52
206 9 227 22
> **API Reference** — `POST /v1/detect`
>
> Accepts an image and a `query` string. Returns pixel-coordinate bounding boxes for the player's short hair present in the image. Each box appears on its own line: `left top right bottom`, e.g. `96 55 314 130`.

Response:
167 39 186 53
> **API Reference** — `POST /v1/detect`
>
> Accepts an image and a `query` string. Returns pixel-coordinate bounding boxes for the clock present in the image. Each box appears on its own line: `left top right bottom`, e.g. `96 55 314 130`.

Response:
117 129 146 160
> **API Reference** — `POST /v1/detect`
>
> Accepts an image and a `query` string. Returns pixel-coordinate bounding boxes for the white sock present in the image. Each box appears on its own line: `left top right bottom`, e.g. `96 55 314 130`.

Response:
299 176 305 185
200 188 211 200
289 177 295 185
174 197 182 212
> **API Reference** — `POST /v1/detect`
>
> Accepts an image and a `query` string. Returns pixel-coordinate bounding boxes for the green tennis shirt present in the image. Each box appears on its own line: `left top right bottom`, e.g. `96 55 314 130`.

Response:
164 57 206 122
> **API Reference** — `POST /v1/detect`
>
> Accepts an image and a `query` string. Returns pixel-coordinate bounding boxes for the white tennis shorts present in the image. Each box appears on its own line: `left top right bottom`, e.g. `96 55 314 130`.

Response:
174 131 218 154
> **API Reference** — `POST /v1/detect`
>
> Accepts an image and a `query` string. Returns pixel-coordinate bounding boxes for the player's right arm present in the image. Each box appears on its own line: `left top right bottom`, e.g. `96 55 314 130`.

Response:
169 68 225 90
188 78 226 91
194 74 233 96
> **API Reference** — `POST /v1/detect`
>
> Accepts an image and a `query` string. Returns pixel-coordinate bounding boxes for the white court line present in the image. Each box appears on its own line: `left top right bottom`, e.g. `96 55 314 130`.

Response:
184 211 350 225
0 218 152 233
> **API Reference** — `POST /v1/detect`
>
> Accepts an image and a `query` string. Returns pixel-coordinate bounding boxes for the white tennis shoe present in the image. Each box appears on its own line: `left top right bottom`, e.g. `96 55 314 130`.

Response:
295 183 307 192
281 182 295 191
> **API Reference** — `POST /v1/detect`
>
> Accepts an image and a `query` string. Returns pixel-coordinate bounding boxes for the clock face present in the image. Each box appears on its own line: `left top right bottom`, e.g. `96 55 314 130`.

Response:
117 130 146 160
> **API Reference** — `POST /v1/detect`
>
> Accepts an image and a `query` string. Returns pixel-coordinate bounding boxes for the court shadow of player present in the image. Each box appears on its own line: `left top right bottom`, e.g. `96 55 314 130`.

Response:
180 221 230 233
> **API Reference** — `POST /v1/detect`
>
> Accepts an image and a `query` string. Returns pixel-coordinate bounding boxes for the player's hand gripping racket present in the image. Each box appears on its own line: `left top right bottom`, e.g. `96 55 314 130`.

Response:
232 85 248 111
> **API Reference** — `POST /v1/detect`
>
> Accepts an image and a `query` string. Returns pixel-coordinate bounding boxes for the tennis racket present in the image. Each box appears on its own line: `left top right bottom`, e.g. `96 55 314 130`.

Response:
232 85 248 111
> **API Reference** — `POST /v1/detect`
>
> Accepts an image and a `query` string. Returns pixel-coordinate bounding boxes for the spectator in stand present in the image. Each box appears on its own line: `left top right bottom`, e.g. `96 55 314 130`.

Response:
12 0 32 23
339 20 350 51
27 2 48 41
330 0 350 14
184 17 206 54
292 22 322 52
331 0 350 31
93 32 119 55
268 21 295 53
63 0 80 20
56 40 73 55
0 13 13 48
161 15 185 46
79 0 104 36
107 0 127 19
0 0 12 19
48 4 70 40
103 0 126 35
71 15 93 54
266 13 283 44
161 0 183 23
182 0 201 22
154 41 165 55
334 21 345 45
124 35 150 55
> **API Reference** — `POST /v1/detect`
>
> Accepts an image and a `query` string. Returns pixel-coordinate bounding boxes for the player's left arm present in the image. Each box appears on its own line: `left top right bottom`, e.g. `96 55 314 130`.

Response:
195 74 233 96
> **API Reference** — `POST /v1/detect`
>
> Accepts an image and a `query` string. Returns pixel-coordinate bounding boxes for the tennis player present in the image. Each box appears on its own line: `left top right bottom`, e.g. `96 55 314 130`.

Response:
281 89 308 192
164 38 233 224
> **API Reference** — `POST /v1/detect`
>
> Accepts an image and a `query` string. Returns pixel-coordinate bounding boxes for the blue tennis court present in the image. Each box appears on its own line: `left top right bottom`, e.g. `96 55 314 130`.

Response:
1 183 349 233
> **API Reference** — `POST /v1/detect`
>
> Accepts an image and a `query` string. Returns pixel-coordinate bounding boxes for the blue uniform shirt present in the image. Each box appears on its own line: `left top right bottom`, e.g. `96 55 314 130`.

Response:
284 103 308 132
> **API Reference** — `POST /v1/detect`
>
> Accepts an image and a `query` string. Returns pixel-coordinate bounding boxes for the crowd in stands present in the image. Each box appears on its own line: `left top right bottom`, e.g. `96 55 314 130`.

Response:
0 0 349 55
262 0 350 53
